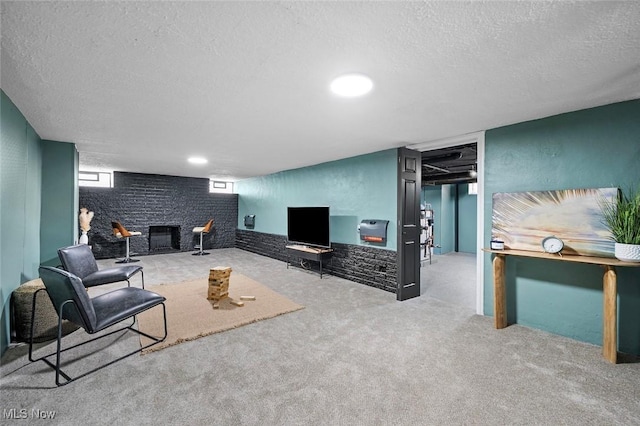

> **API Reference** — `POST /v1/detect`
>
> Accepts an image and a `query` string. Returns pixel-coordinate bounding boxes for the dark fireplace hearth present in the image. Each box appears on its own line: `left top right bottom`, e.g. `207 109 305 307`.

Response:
149 226 180 253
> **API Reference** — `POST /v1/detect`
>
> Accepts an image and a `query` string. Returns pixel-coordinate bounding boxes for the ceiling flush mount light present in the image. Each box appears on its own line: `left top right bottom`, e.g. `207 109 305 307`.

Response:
188 156 208 165
330 73 373 97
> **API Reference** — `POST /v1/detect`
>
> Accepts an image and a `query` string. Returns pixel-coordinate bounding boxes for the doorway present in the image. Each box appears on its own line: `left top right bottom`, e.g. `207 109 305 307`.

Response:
408 132 485 314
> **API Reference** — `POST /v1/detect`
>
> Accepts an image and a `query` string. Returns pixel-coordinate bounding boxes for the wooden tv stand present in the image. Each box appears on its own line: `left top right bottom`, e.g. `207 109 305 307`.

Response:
285 245 334 279
484 248 640 363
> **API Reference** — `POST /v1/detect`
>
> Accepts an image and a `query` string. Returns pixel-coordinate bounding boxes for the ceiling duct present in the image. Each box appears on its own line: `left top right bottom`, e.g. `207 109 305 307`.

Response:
422 163 449 173
421 151 463 163
423 178 477 186
424 171 476 181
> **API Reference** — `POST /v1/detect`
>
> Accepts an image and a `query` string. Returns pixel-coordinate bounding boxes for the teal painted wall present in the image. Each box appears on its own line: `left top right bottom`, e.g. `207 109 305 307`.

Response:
40 141 79 266
236 149 398 250
440 185 455 253
422 183 477 254
457 183 477 254
484 100 640 355
0 91 43 354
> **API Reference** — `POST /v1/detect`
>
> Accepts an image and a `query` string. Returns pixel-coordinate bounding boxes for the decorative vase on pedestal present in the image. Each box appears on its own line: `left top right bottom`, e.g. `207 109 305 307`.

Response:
79 231 89 245
614 242 640 262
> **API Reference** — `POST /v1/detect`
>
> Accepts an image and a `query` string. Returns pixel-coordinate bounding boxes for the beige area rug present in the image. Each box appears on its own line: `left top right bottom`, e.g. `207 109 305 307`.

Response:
137 273 304 354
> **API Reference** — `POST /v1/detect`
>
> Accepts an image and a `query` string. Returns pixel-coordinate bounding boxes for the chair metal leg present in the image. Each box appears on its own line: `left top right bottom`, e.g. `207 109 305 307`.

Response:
28 288 48 362
116 237 140 263
193 231 210 255
30 300 167 387
125 270 144 289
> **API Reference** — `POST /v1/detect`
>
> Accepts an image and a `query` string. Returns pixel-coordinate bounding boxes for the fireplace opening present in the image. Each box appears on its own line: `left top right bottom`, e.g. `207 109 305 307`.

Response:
149 226 180 252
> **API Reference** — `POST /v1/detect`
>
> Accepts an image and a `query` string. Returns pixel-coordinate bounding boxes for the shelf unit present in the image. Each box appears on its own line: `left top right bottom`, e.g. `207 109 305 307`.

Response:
420 205 435 264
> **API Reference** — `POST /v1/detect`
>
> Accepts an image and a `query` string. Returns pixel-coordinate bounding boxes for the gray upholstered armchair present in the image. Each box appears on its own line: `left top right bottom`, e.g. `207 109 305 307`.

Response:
30 266 166 386
57 244 144 289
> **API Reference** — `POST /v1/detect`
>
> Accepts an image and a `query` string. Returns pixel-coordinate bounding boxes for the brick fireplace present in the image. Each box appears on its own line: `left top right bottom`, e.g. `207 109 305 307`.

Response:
79 171 237 259
149 226 181 253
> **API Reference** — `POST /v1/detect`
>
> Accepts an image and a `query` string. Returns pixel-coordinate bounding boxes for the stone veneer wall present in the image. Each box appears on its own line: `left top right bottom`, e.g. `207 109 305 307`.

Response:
79 172 238 259
236 229 397 293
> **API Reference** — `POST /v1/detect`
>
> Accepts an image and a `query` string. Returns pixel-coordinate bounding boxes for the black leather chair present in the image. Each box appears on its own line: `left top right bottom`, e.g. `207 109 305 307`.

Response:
58 244 144 289
30 266 167 386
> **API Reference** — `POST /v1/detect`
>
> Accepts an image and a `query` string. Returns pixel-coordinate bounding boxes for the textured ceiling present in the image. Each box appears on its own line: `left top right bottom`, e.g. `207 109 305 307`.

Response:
2 1 639 181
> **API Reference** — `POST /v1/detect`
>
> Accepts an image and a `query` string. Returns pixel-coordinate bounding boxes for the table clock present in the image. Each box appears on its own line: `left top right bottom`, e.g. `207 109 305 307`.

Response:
542 236 564 254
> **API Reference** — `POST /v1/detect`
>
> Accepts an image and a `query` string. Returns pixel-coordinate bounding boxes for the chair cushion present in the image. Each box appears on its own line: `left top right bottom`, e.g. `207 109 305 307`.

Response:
58 244 99 280
194 219 214 234
92 287 165 332
113 231 142 238
82 265 143 287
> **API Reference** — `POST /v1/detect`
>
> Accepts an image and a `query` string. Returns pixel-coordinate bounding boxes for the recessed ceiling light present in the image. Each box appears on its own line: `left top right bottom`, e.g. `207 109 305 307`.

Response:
188 157 208 165
330 73 373 97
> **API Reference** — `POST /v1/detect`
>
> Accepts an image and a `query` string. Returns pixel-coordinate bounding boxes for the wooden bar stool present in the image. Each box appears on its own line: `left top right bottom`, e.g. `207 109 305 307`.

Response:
111 221 142 263
192 219 214 256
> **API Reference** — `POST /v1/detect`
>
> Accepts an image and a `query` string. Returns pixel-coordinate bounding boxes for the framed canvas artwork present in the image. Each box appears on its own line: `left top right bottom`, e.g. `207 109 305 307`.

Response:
491 187 618 257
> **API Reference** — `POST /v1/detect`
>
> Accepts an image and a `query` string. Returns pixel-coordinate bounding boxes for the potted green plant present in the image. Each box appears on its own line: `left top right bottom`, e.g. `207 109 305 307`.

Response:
600 187 640 262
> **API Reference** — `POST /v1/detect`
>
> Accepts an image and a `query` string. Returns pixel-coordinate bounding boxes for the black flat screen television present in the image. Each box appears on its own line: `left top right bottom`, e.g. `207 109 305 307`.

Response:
287 206 330 248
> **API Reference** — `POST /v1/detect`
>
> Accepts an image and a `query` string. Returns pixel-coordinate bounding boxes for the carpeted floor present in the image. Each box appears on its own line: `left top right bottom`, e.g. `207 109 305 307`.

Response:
421 252 477 311
1 248 639 425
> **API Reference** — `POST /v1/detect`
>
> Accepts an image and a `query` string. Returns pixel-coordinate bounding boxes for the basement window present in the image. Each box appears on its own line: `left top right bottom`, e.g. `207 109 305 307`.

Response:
209 180 233 194
79 171 112 188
